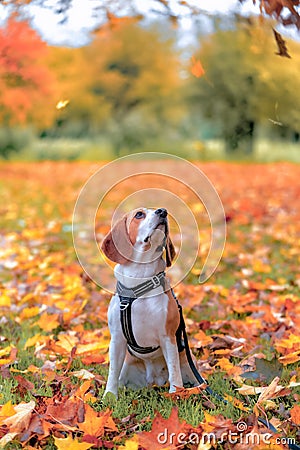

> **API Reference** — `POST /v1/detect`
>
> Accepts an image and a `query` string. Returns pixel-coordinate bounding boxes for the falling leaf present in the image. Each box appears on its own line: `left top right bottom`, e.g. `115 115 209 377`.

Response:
191 56 205 78
56 99 69 110
273 28 291 58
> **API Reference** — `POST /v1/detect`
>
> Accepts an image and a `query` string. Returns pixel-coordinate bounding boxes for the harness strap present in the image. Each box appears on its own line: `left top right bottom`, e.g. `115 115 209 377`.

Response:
119 295 160 354
117 271 165 299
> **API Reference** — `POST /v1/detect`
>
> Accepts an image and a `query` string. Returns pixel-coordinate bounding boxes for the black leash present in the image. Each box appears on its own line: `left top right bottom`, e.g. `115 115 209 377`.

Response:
172 288 300 450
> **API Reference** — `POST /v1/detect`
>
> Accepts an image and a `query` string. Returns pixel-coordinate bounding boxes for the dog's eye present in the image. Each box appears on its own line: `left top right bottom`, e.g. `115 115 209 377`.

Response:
134 211 146 219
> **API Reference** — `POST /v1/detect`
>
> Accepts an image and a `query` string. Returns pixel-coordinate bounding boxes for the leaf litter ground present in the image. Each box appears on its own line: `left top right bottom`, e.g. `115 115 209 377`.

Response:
0 161 299 449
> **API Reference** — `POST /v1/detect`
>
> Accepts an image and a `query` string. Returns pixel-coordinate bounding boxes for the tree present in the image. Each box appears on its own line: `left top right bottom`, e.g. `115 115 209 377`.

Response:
48 22 183 155
188 16 300 154
0 14 55 128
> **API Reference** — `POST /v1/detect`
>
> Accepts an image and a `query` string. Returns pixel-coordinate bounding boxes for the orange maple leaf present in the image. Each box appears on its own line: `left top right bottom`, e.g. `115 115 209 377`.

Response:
163 384 206 400
191 56 205 78
34 313 60 332
138 407 190 449
77 405 117 437
290 404 300 425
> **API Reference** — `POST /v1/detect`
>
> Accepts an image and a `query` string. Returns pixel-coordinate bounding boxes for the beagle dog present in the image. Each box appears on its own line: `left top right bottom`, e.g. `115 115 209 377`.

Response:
101 207 198 397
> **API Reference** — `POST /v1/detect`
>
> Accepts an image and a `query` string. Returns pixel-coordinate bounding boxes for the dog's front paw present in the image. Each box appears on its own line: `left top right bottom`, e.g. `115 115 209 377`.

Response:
169 384 182 394
103 388 118 401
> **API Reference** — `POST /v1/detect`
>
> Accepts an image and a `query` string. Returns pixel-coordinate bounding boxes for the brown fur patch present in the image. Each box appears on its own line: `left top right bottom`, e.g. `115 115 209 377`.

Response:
128 218 140 245
165 235 175 267
101 215 132 264
127 208 147 245
165 289 180 344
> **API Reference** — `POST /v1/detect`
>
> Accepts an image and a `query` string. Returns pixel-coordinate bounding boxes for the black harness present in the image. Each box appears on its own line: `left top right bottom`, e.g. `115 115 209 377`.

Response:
117 271 166 355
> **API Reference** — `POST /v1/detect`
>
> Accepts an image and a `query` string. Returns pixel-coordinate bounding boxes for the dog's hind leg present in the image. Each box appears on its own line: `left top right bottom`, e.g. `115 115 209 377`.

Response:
119 351 147 389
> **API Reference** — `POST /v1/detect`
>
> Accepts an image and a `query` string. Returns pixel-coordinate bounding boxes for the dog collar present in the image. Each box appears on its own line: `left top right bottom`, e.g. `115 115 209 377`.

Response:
116 271 165 300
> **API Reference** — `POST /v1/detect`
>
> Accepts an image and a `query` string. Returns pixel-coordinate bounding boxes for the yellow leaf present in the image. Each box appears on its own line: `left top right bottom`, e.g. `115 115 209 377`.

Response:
20 306 40 319
197 441 212 450
278 351 300 365
223 394 249 412
34 313 60 332
0 295 11 307
54 434 93 450
0 401 16 425
24 334 42 349
0 346 11 358
56 333 78 353
76 341 109 355
202 412 215 433
119 435 139 450
252 259 271 273
193 330 213 347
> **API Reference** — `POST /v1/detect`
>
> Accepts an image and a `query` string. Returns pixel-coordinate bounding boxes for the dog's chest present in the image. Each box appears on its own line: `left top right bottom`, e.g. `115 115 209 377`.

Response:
129 294 168 348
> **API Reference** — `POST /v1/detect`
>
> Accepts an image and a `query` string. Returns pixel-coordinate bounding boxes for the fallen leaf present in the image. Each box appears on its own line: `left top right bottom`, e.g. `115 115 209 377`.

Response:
138 407 189 449
290 404 300 425
54 434 94 450
118 434 139 450
163 384 206 400
77 405 117 437
3 400 35 433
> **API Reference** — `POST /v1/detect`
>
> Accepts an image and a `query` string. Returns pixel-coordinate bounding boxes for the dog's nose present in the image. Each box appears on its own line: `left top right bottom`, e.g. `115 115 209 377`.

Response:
155 208 167 218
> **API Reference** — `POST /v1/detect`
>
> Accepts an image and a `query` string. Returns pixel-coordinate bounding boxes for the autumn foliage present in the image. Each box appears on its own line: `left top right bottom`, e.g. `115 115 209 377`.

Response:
0 15 55 127
0 161 299 448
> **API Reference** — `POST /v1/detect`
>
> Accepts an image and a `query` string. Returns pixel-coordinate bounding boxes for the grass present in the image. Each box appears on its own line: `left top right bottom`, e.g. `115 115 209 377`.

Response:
0 161 299 449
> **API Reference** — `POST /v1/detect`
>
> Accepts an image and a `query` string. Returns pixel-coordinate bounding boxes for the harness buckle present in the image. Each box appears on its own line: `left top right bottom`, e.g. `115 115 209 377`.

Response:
120 300 130 311
152 275 161 287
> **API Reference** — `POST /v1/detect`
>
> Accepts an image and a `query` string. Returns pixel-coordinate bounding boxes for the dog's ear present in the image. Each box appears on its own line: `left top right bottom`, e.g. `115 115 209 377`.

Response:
101 215 132 264
165 235 176 267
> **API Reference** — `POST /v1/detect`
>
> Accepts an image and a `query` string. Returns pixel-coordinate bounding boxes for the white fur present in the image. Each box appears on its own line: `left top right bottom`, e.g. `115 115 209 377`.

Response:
103 208 198 397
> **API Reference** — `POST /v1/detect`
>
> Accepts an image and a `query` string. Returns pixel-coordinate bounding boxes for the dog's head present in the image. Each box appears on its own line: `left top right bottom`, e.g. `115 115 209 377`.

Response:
101 208 175 267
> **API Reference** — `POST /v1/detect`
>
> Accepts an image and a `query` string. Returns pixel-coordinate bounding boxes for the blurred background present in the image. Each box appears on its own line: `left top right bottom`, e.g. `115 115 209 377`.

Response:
0 0 299 162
